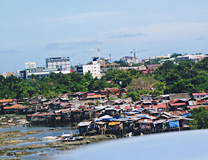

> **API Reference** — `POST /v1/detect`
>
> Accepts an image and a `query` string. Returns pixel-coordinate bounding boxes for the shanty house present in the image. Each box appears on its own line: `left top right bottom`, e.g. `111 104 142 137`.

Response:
169 99 188 111
140 95 153 101
192 93 208 99
77 121 92 135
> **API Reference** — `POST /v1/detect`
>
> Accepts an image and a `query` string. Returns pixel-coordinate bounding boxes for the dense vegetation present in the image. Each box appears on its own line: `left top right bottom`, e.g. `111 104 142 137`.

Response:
189 107 208 129
1 57 208 100
0 70 140 99
154 57 208 94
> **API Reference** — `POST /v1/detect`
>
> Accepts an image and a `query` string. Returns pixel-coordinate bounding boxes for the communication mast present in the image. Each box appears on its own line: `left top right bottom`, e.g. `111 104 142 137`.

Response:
109 53 111 62
97 46 101 61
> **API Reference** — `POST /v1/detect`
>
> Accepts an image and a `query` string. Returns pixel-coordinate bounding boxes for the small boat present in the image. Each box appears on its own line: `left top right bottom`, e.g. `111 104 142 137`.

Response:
58 133 83 142
57 133 71 141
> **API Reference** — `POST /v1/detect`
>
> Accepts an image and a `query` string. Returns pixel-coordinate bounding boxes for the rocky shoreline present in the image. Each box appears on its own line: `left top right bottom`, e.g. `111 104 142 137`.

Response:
0 128 116 159
0 114 118 159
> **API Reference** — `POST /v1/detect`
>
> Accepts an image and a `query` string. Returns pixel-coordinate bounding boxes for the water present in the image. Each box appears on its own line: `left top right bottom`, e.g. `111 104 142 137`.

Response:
0 125 78 160
52 129 208 160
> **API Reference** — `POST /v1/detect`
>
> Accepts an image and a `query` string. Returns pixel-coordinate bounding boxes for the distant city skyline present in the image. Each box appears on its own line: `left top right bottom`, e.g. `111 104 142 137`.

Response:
1 0 208 73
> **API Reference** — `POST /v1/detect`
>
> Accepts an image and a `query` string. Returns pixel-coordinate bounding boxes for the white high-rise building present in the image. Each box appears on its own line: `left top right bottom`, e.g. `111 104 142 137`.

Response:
82 57 101 79
46 57 70 71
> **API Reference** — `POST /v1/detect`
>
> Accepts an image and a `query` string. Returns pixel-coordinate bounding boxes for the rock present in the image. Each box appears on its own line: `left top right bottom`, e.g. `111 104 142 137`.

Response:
1 158 21 160
6 152 15 156
8 119 13 123
8 123 16 126
14 151 37 157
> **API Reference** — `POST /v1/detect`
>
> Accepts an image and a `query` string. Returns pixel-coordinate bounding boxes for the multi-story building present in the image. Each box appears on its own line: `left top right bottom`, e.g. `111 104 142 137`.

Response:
19 67 71 79
99 58 120 75
82 57 101 79
76 57 120 78
46 57 70 71
76 65 83 75
177 54 205 62
26 67 71 79
120 56 138 65
25 62 36 69
18 58 71 79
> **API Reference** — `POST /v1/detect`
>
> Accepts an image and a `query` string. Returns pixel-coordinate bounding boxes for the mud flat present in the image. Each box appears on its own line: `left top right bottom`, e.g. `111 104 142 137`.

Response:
0 139 40 147
0 134 116 158
0 130 44 157
0 126 116 159
0 130 42 140
46 134 116 151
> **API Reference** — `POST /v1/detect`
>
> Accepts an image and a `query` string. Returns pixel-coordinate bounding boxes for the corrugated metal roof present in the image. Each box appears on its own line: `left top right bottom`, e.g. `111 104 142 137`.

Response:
192 93 207 96
170 103 186 106
108 122 121 126
77 121 92 127
0 99 14 103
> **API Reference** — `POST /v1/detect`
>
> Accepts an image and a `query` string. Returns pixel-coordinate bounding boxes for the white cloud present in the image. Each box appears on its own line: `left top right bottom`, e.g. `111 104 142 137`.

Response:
56 11 119 24
141 22 208 41
103 22 208 42
0 50 19 56
45 40 102 50
111 32 147 39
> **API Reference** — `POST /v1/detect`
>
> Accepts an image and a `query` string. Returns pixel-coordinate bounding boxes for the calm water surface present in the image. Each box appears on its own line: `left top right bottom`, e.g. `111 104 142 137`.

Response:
53 129 208 160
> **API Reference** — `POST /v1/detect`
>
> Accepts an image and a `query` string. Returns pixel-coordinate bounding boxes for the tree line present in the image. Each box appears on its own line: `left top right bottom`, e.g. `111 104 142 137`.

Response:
0 57 208 100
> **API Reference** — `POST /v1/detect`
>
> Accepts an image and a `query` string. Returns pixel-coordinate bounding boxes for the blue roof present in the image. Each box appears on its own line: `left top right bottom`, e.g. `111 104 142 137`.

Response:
102 118 116 121
183 113 192 117
169 120 180 128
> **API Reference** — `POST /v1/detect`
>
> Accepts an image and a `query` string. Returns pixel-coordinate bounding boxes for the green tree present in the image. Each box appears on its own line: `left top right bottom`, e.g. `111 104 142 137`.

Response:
189 107 208 129
128 76 157 91
170 53 182 58
126 91 140 102
114 60 128 67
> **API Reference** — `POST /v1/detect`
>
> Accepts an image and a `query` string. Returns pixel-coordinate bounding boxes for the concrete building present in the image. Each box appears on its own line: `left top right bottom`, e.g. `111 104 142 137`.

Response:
0 72 15 78
77 57 120 78
46 57 70 71
192 93 208 99
120 56 138 65
150 54 170 60
76 65 83 75
25 62 36 69
83 57 101 79
100 58 120 75
25 67 70 79
18 58 71 79
120 50 139 65
177 54 205 62
19 67 71 79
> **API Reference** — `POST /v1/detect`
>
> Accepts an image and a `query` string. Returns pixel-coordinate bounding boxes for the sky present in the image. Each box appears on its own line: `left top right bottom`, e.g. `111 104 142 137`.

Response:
1 0 208 73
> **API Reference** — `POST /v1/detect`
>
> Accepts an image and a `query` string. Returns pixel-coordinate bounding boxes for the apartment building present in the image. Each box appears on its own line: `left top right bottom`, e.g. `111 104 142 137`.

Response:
82 57 101 79
46 57 70 71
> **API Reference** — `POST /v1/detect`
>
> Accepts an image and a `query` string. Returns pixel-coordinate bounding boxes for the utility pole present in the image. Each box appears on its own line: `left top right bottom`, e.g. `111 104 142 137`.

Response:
109 53 111 62
130 49 139 64
97 46 101 61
